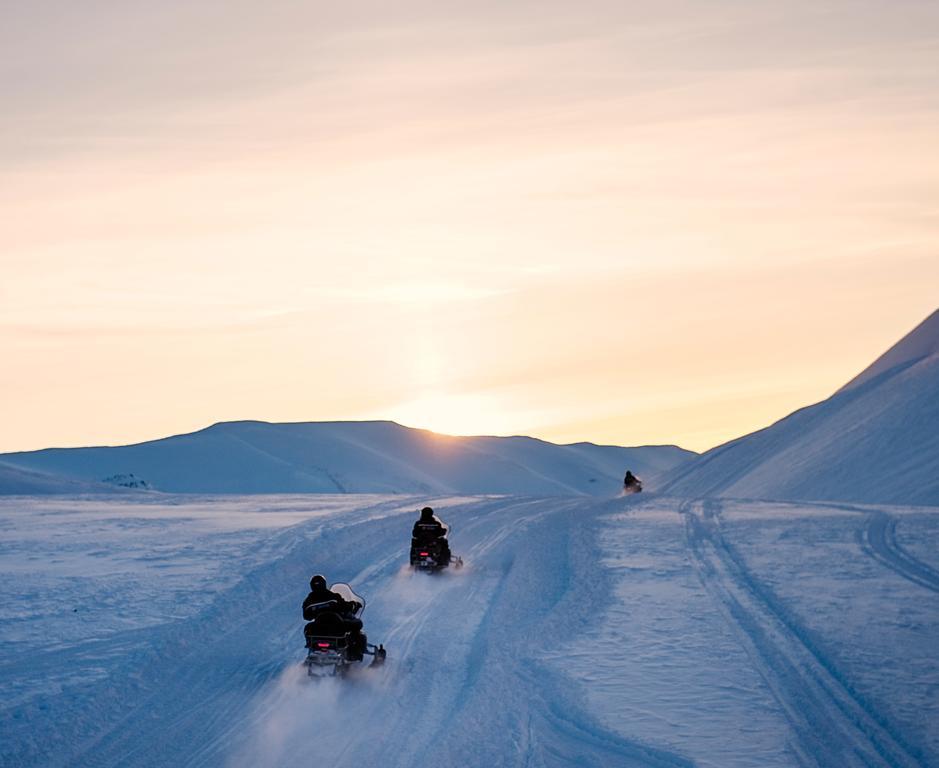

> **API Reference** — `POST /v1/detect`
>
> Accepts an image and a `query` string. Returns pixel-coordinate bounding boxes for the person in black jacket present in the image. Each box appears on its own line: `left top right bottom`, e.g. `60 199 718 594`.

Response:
302 574 364 658
411 506 451 565
623 470 642 492
302 574 357 618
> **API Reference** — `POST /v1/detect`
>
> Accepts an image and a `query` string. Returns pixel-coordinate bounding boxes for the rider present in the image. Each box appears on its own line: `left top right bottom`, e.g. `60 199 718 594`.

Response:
411 506 451 564
302 574 365 659
624 470 639 487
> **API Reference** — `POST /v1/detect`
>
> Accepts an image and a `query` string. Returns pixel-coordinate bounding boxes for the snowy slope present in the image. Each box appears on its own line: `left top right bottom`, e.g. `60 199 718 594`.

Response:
0 420 693 496
2 494 937 767
839 308 939 393
0 460 118 495
662 309 939 505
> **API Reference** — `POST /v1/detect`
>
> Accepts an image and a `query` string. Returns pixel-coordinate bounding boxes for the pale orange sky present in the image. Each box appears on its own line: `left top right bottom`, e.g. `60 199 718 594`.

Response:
2 0 938 453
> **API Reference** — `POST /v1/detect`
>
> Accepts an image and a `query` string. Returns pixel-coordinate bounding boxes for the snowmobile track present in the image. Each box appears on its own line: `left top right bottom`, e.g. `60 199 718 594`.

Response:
682 500 922 768
796 499 939 595
12 494 934 767
763 499 939 597
859 511 939 595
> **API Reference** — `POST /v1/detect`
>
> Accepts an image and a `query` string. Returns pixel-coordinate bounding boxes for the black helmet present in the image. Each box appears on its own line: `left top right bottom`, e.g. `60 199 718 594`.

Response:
420 506 434 520
310 574 327 591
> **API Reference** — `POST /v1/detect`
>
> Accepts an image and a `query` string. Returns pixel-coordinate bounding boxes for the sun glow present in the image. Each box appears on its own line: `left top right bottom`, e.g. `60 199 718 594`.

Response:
2 0 939 454
381 390 522 438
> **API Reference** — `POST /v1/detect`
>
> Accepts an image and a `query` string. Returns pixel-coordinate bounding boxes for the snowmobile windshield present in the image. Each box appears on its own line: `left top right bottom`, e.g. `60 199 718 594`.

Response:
331 583 365 616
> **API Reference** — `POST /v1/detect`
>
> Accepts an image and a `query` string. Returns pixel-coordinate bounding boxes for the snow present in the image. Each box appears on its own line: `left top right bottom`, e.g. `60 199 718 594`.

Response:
839 308 939 393
3 312 937 765
0 460 118 495
2 493 937 767
662 309 939 506
0 420 694 496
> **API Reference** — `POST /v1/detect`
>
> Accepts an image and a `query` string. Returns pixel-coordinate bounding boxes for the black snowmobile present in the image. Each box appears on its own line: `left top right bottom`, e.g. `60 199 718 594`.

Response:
303 583 386 678
410 536 462 572
409 507 463 572
623 471 643 494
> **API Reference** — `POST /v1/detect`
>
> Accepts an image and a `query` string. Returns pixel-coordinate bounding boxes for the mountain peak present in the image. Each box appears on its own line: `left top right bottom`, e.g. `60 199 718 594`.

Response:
838 308 939 394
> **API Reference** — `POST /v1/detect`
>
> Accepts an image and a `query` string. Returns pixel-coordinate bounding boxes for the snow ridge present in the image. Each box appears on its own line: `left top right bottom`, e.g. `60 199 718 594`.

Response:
0 420 695 496
839 309 939 393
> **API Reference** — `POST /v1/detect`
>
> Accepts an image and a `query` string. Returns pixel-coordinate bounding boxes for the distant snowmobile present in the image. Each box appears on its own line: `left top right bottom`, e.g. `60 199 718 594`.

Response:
410 506 463 572
411 537 464 572
302 581 385 677
623 470 643 494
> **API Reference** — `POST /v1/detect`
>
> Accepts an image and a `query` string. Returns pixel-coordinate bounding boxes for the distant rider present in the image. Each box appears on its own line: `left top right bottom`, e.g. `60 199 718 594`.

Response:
302 574 365 658
623 470 642 492
412 506 451 564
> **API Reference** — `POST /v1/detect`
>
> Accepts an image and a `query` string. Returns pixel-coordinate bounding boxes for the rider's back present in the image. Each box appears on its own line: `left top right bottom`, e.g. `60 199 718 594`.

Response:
412 518 447 541
303 587 346 620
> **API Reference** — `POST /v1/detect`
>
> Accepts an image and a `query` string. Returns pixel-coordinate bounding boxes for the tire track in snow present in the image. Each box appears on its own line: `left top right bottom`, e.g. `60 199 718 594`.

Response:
8 495 694 768
858 512 939 594
355 497 573 767
422 497 696 768
193 495 531 768
774 499 939 596
145 499 419 768
681 500 922 768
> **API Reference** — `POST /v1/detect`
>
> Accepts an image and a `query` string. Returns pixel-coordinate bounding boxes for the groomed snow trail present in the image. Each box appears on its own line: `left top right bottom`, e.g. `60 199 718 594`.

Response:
2 496 694 768
3 495 938 767
682 500 921 768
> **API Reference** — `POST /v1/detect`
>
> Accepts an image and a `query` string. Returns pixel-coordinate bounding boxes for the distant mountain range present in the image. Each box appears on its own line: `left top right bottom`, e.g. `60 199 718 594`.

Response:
662 309 939 506
5 309 936 504
0 421 694 496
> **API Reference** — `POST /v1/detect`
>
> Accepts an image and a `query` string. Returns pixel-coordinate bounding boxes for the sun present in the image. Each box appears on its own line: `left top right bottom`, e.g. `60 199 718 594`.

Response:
383 390 513 437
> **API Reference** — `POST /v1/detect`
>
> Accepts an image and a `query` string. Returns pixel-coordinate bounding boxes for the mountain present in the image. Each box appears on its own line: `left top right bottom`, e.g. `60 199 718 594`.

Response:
661 309 939 505
0 421 695 496
838 308 939 393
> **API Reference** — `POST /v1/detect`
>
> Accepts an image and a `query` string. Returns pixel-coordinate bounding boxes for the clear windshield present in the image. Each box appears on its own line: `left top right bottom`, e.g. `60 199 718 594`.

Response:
331 583 365 616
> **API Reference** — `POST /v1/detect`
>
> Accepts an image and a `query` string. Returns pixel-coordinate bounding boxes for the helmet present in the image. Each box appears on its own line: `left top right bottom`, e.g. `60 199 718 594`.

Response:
420 506 434 520
310 574 327 591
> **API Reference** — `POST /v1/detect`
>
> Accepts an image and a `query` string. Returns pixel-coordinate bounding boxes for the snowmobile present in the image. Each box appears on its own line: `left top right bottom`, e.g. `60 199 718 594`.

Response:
622 472 643 494
303 583 386 678
409 537 463 572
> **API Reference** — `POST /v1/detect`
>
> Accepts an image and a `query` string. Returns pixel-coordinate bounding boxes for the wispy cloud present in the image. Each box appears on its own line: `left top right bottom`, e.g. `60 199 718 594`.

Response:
2 0 938 452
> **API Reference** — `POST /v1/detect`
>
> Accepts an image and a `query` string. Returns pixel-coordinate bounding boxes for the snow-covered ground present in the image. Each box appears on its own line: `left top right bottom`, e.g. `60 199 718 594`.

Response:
1 494 937 767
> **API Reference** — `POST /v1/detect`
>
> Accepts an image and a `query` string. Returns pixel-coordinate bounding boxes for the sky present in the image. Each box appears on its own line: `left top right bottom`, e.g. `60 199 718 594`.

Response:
2 0 938 454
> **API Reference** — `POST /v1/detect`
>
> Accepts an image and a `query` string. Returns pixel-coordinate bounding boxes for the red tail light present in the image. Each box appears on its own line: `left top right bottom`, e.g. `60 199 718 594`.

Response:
316 642 330 648
419 552 429 556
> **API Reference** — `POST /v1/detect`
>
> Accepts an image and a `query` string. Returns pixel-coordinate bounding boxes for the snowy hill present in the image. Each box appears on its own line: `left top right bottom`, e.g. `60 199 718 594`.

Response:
0 420 694 496
0 461 119 496
838 308 939 393
662 309 939 505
